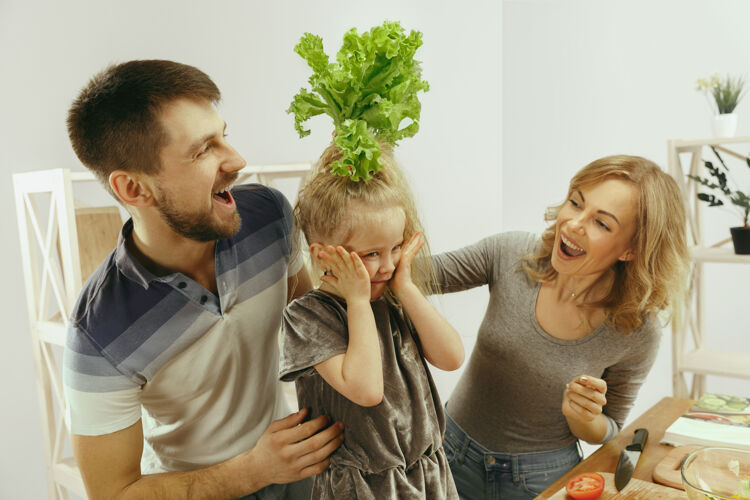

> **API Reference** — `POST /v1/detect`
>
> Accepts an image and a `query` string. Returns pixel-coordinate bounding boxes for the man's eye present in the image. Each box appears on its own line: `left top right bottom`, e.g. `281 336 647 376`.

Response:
197 144 212 157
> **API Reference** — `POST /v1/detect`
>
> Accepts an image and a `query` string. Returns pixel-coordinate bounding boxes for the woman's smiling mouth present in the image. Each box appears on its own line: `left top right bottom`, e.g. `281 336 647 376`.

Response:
560 233 586 258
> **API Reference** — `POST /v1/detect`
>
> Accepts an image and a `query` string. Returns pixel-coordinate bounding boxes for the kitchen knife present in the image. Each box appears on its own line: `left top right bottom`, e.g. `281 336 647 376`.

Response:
615 428 648 491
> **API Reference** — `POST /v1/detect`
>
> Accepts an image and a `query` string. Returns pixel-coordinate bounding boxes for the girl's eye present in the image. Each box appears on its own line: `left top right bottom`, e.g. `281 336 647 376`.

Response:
596 220 611 231
569 199 580 208
364 252 378 258
392 245 402 253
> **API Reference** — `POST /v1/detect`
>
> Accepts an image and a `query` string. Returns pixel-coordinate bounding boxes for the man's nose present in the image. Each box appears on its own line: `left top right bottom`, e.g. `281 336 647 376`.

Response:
221 142 247 172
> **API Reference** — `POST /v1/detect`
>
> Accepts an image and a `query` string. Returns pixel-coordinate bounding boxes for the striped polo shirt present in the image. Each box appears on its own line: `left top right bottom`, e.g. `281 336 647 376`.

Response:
63 184 303 473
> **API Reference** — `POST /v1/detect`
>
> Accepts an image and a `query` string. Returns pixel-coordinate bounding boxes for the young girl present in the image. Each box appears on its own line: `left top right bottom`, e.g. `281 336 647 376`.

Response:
279 144 463 500
280 22 462 498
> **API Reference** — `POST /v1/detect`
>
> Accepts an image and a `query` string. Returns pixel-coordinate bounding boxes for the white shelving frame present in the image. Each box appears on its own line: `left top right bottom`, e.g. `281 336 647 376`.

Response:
13 164 310 500
667 136 750 399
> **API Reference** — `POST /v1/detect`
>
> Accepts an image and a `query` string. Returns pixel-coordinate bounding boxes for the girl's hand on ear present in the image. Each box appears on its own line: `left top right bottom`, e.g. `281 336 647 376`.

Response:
390 232 424 296
318 245 371 303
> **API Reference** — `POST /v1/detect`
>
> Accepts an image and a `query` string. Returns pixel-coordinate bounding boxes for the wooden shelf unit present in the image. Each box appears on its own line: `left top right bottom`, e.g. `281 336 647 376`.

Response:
13 164 310 500
667 136 750 399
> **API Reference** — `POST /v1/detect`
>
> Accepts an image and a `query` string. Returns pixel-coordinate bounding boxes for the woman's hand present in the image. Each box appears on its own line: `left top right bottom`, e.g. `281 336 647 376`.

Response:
317 245 371 304
562 375 607 423
390 232 424 297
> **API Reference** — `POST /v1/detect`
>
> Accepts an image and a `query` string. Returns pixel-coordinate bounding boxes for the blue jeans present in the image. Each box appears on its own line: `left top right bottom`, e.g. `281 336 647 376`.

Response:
236 477 311 500
443 413 581 500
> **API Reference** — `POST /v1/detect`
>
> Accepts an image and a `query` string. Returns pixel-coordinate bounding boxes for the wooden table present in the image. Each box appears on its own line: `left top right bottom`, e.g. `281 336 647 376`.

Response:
537 396 694 499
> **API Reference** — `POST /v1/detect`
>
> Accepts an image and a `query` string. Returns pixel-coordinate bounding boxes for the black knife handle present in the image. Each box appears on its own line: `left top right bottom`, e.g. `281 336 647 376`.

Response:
626 428 648 452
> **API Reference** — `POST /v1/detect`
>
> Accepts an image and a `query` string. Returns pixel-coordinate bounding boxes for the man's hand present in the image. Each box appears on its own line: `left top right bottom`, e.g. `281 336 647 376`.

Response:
72 409 344 500
244 408 344 487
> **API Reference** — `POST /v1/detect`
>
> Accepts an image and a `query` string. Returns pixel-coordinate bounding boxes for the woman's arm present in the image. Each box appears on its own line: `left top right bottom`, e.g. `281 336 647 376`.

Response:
313 246 383 407
430 233 505 294
392 234 464 371
563 324 660 443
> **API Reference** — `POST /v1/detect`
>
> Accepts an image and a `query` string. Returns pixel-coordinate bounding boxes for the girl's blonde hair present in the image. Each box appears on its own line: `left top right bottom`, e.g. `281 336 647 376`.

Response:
295 142 435 296
522 155 690 332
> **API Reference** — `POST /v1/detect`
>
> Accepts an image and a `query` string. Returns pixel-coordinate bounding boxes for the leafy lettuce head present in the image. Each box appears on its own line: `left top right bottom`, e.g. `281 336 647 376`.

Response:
287 21 429 181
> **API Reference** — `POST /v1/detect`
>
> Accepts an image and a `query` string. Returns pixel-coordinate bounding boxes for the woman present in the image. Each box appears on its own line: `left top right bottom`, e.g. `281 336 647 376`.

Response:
434 155 690 499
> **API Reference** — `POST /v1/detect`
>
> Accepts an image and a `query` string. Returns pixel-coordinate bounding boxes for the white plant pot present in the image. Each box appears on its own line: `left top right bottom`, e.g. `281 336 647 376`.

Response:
712 113 738 138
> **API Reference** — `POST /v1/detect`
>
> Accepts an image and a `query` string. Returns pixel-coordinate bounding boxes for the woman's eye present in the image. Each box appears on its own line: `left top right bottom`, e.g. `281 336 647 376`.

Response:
392 245 402 253
364 252 378 258
569 199 580 208
596 220 611 231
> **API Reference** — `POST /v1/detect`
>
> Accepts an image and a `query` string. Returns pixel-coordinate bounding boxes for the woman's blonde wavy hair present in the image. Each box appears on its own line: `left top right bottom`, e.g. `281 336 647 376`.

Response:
294 142 436 297
521 155 691 332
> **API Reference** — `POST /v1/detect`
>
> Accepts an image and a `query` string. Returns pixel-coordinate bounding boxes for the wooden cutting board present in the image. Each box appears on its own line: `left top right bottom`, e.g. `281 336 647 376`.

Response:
546 472 687 499
652 445 702 489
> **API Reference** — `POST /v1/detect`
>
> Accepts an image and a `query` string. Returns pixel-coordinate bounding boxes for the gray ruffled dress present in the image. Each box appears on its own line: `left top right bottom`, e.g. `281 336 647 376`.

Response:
280 289 458 500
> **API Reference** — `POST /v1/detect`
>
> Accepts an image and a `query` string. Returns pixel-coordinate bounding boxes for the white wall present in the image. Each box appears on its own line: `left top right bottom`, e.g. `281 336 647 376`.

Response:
503 0 750 455
0 1 500 498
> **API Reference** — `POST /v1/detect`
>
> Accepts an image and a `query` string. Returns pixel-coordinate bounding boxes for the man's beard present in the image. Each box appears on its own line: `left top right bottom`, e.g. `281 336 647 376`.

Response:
155 188 241 242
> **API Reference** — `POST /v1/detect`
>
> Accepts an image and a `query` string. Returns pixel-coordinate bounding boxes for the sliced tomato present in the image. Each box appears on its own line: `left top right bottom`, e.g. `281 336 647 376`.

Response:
565 472 605 500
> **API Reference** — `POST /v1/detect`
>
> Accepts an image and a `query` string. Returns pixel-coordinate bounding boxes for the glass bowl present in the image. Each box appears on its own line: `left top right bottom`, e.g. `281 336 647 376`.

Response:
681 447 750 500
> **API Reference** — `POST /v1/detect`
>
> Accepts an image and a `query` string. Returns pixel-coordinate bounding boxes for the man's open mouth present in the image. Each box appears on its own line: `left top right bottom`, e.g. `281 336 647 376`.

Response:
213 186 234 205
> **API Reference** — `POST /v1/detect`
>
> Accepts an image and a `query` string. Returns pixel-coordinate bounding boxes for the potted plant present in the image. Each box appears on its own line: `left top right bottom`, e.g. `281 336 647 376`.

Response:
688 147 750 254
696 73 746 137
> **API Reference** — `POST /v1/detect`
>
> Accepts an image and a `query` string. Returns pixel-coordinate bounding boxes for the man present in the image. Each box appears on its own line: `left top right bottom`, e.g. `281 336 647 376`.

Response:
63 60 342 499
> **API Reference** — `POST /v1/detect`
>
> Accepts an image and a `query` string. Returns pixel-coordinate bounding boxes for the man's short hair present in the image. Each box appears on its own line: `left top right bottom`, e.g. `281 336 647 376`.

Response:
67 60 221 192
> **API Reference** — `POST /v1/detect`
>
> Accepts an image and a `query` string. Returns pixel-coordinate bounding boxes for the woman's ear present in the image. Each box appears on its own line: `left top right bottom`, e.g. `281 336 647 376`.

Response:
109 170 155 208
618 246 636 262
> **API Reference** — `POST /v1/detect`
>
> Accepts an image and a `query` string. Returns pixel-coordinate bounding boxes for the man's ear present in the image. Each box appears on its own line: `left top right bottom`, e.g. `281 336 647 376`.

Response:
618 246 636 262
109 170 155 208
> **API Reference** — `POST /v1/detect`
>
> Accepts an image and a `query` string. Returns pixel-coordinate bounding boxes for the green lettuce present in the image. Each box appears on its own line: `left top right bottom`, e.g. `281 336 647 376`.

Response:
287 20 429 181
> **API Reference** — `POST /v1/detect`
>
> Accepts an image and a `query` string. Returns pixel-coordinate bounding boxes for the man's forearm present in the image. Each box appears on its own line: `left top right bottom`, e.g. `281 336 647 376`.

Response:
110 452 267 500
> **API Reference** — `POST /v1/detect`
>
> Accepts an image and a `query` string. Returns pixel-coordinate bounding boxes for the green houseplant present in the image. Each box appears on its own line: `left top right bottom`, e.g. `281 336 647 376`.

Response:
696 74 746 137
688 147 750 254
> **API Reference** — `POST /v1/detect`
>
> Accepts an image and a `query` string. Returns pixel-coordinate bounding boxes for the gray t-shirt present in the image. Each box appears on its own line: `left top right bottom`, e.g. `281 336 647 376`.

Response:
280 289 458 500
433 231 660 452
